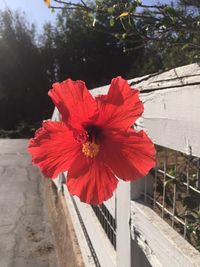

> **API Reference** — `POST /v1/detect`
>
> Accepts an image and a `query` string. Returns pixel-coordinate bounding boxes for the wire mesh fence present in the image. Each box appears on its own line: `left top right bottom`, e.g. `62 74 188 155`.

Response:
92 204 116 249
141 145 200 251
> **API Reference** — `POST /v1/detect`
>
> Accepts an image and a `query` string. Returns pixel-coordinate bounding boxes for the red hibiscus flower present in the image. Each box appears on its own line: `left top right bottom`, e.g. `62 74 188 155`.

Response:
28 77 155 204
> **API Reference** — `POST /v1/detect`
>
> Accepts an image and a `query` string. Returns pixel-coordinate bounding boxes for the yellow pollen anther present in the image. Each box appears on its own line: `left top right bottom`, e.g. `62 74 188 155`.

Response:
82 142 99 158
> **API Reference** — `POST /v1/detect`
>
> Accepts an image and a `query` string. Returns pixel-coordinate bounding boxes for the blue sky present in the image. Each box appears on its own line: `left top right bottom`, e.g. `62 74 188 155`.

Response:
0 0 57 31
0 0 169 31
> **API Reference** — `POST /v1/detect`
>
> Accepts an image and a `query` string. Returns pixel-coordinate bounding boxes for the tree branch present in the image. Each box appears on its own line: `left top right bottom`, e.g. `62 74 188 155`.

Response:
50 6 79 10
52 0 93 11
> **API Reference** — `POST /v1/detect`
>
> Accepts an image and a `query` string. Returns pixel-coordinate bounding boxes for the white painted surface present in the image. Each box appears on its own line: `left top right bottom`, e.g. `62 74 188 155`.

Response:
92 63 200 158
51 107 59 121
130 63 200 91
116 181 131 267
90 84 109 96
73 196 116 267
63 184 96 267
52 175 62 191
139 85 200 157
130 201 200 267
50 63 200 267
131 174 154 201
103 193 116 219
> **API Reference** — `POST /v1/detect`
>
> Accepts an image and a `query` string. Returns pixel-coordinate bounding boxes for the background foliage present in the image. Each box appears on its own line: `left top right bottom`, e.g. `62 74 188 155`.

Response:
0 0 199 137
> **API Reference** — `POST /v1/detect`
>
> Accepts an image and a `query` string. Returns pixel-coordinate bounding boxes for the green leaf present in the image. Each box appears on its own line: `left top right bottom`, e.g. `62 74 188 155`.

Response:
120 18 127 30
109 18 115 27
164 178 174 187
92 18 96 27
122 33 127 39
129 4 136 13
107 7 115 14
96 0 102 5
163 6 177 17
161 16 172 27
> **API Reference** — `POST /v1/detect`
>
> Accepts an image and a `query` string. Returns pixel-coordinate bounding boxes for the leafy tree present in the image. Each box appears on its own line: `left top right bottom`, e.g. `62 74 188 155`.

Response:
0 10 52 130
50 6 144 88
1 0 200 135
40 23 57 84
46 0 200 67
42 0 200 79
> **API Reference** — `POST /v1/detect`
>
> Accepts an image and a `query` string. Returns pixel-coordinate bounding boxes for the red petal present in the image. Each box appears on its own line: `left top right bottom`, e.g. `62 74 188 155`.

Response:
48 79 98 128
28 121 80 178
102 129 155 181
96 77 143 129
67 158 118 205
67 153 90 178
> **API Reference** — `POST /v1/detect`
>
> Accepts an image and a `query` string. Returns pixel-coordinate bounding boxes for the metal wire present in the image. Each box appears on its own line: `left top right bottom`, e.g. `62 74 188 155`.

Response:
70 196 101 267
142 145 200 251
92 204 116 249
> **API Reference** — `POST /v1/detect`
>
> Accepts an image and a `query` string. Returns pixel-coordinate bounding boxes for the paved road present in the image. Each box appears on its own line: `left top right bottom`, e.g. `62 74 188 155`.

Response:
0 139 57 267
